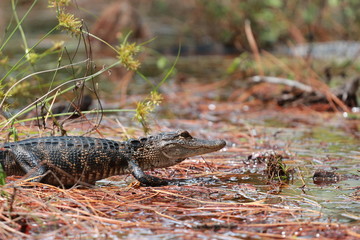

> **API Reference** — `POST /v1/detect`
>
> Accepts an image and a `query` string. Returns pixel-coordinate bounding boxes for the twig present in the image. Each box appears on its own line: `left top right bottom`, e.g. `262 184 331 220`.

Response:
245 20 263 75
250 75 314 92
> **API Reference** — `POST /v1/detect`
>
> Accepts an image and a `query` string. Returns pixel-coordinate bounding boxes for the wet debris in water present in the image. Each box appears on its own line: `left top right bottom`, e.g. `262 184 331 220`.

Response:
352 189 360 201
246 150 293 183
245 150 282 165
265 153 293 183
194 223 237 232
313 170 340 186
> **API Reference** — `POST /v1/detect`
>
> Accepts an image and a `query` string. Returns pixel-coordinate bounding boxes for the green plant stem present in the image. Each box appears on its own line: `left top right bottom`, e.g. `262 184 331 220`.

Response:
0 26 58 85
153 45 181 92
47 48 65 93
0 164 6 185
135 46 181 91
83 31 118 53
0 61 120 129
0 0 38 53
7 109 136 125
11 0 29 52
138 37 157 47
0 59 89 109
136 71 155 87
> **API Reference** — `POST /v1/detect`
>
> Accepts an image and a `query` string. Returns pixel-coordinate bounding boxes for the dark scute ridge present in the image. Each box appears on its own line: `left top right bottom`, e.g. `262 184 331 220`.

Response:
6 136 121 150
130 139 141 148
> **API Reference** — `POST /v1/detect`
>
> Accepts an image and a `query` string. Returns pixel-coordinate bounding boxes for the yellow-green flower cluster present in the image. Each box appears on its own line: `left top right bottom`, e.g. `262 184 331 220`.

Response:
48 0 82 36
0 52 8 66
117 42 141 71
25 51 40 64
57 12 82 35
48 0 71 8
25 42 64 64
135 91 163 123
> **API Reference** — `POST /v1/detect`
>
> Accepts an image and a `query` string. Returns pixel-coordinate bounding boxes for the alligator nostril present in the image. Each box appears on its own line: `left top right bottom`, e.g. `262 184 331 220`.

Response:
220 140 226 147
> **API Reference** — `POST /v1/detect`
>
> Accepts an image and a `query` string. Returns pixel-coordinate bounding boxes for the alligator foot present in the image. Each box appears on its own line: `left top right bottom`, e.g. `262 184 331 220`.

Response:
128 159 171 186
137 175 170 187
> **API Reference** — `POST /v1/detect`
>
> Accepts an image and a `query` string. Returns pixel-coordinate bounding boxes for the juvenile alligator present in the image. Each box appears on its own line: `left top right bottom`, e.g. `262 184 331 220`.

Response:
0 130 226 187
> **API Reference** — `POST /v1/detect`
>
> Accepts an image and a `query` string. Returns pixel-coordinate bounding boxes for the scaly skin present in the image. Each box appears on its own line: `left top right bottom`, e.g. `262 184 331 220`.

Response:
0 130 226 187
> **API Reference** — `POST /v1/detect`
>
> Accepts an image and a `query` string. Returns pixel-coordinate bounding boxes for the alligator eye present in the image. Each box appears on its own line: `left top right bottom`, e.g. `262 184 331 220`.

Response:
140 137 148 142
130 139 141 147
180 131 192 138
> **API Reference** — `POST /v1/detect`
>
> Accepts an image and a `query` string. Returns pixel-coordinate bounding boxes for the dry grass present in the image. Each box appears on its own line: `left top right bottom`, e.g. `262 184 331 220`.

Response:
0 154 358 239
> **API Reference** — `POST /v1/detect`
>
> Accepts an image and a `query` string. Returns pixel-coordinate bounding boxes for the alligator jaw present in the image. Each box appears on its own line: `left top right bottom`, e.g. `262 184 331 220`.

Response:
161 137 226 160
179 138 226 157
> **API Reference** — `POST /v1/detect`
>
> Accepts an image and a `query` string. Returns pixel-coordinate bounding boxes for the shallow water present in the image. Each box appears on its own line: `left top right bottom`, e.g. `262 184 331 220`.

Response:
218 113 360 223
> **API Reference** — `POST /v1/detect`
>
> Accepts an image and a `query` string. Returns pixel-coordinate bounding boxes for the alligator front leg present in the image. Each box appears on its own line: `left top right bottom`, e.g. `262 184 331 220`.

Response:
127 159 169 186
8 146 47 183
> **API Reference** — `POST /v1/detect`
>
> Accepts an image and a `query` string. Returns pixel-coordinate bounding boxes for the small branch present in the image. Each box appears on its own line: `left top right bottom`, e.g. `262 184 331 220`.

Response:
245 20 263 75
250 75 314 93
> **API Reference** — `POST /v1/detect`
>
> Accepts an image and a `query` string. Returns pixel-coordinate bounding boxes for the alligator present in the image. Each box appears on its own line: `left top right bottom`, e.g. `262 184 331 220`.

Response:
0 130 226 187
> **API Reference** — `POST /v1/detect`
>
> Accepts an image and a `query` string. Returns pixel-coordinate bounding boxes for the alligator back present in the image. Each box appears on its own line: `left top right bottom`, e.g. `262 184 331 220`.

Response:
1 136 131 186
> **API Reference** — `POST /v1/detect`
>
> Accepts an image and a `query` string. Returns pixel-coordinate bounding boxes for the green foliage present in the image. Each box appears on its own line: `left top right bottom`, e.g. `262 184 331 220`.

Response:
197 0 288 48
170 0 360 49
265 153 292 183
156 56 168 71
117 41 141 71
56 12 82 35
7 125 18 142
135 91 163 133
134 47 180 133
0 164 6 186
48 0 71 8
0 1 173 136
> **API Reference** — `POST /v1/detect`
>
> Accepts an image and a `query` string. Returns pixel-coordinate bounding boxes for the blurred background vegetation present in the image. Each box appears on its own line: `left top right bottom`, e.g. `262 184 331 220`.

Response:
137 0 360 51
0 0 359 130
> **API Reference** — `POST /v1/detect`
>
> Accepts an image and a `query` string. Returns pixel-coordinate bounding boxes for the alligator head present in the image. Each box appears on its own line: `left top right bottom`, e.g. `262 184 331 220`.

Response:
130 130 226 170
